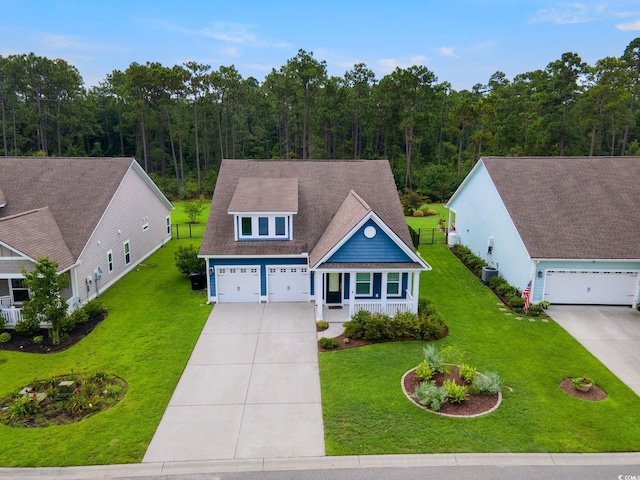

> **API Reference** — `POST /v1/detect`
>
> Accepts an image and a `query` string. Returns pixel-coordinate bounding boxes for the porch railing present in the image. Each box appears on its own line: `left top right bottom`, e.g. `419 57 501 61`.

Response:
1 307 24 328
352 289 415 316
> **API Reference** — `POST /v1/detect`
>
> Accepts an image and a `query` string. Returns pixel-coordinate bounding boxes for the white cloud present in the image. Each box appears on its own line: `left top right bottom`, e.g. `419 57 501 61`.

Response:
436 46 457 58
531 3 607 25
150 19 291 51
616 18 640 30
376 55 428 74
37 33 126 54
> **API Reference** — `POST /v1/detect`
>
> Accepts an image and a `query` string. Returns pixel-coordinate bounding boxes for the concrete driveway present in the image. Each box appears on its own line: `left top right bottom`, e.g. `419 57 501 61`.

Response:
549 305 640 396
143 302 325 462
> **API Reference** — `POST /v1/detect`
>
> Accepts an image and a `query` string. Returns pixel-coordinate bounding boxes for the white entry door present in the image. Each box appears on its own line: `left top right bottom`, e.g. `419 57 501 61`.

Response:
216 267 260 302
544 270 638 305
267 266 310 302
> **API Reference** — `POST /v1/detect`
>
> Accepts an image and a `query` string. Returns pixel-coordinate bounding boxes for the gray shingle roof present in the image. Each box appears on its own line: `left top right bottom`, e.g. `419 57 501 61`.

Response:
0 208 75 269
200 160 414 258
481 156 640 259
228 177 298 213
0 157 136 269
309 190 371 267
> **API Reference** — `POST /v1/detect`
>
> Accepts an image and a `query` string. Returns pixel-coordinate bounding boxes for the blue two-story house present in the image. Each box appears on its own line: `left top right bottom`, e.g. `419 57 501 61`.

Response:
199 160 430 320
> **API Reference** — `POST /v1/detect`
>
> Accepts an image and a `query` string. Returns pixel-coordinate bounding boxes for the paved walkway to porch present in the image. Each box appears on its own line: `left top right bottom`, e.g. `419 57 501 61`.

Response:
143 302 325 462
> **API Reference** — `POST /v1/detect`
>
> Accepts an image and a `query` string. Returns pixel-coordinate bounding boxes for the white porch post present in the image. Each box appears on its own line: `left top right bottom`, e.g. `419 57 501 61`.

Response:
412 271 420 312
315 272 323 320
348 271 356 317
381 271 388 314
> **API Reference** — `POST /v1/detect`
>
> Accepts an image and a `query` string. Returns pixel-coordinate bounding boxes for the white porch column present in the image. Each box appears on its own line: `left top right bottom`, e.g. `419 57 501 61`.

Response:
348 271 356 317
315 272 323 320
412 271 420 313
381 271 388 313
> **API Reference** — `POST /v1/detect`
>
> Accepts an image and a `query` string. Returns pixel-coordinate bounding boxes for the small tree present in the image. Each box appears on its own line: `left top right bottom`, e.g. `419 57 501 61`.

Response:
20 257 69 345
174 245 205 275
183 197 205 223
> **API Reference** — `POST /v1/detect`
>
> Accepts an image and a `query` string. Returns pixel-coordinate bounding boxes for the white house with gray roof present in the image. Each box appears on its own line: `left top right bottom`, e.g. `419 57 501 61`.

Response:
0 157 173 327
447 156 640 307
199 159 430 320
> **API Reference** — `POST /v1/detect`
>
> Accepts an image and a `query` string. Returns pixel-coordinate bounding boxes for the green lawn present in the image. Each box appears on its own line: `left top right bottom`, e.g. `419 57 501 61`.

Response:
171 199 211 225
320 244 640 455
0 239 212 467
405 203 449 230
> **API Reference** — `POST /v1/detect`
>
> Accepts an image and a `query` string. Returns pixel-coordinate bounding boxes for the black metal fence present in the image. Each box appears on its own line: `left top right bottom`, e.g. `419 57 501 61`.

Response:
172 223 206 239
409 226 448 247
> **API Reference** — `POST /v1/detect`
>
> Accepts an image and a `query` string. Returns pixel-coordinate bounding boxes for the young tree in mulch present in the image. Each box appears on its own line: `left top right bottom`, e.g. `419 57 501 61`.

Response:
20 257 68 346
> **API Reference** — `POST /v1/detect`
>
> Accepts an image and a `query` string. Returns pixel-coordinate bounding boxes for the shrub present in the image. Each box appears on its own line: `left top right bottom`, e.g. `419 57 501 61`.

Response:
443 379 468 404
82 299 104 319
0 332 11 343
413 381 448 411
473 371 502 395
316 320 329 331
64 395 93 417
32 335 43 344
459 364 477 383
539 300 551 309
362 312 394 340
505 294 524 308
440 345 466 364
183 197 205 223
318 337 339 349
412 210 424 217
527 304 543 314
415 360 435 381
487 275 508 290
426 209 438 216
422 345 444 372
174 244 205 275
343 310 370 339
0 315 5 331
495 282 518 297
14 316 40 336
6 395 39 420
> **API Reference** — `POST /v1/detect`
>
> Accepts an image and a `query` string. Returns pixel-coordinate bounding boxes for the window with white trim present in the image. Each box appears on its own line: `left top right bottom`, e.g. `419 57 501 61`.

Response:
236 215 290 240
142 222 149 232
166 216 171 235
386 272 400 296
123 240 131 266
107 250 114 273
355 273 372 296
11 278 29 303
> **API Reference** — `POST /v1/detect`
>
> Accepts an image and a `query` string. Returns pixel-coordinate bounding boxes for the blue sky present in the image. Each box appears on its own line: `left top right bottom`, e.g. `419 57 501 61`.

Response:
2 1 640 90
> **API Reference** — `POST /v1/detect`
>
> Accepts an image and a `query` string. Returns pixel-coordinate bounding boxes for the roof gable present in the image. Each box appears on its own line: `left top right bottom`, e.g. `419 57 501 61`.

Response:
480 156 640 259
0 207 75 270
201 160 417 259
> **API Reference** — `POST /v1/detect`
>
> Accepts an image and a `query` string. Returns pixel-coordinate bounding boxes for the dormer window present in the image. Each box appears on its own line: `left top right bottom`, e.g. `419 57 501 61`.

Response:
229 177 298 242
236 215 290 240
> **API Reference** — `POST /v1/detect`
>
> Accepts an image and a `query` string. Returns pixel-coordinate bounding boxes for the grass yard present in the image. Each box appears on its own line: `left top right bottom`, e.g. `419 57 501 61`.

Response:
171 199 212 225
320 244 640 455
405 203 449 230
0 239 212 467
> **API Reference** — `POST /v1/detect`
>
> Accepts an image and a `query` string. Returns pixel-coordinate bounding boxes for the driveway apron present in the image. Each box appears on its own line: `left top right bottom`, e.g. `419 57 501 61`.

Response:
550 305 640 396
143 302 325 462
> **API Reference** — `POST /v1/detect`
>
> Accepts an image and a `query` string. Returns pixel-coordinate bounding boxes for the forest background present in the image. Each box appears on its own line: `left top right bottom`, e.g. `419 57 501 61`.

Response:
2 38 640 201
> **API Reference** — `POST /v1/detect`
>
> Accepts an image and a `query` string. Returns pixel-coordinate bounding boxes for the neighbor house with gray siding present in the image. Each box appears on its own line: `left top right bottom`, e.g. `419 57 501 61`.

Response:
446 156 640 307
0 157 173 327
199 159 430 320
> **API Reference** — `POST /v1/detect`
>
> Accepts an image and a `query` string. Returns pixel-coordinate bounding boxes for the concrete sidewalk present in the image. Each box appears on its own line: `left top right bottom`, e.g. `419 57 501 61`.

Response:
142 302 324 462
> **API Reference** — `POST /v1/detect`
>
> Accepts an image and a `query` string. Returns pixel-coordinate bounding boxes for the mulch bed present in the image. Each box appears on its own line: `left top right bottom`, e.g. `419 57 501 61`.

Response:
318 327 449 352
403 366 500 417
0 311 107 354
558 378 607 401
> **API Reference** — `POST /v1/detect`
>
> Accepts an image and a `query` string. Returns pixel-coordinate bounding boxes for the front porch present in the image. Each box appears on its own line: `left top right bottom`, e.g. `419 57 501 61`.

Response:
314 268 420 321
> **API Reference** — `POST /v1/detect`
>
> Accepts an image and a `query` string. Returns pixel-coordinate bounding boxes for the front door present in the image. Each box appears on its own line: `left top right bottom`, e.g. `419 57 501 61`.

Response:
326 273 342 304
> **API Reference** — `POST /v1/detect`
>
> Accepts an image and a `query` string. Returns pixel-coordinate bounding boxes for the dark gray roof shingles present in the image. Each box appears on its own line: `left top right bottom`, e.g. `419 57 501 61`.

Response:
482 156 640 259
200 160 414 258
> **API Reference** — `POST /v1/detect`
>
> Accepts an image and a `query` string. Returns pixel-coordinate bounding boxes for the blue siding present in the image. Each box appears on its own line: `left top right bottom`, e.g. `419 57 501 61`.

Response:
328 218 412 263
532 260 640 303
207 257 307 297
344 273 350 300
448 163 533 293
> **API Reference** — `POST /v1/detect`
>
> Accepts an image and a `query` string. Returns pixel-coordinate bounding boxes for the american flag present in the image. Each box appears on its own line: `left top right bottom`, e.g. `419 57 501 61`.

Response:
523 280 532 311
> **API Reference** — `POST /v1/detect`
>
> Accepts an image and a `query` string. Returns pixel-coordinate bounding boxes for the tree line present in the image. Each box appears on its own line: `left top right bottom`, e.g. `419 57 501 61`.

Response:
2 39 640 200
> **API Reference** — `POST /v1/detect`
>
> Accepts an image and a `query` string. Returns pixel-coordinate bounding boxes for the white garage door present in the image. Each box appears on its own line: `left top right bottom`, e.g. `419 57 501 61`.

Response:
268 266 310 302
216 267 260 302
544 270 638 305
